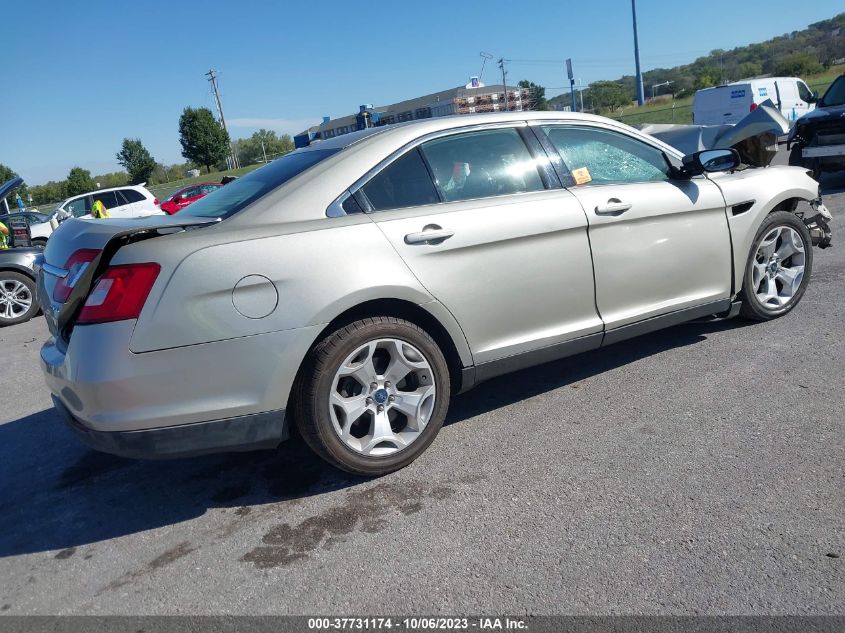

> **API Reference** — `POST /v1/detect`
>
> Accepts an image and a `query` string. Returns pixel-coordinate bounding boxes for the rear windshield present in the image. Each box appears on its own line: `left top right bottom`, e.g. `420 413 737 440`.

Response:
182 149 340 219
822 76 845 107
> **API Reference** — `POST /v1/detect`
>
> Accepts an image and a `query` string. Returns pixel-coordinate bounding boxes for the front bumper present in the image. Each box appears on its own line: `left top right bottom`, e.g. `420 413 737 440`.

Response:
53 395 287 459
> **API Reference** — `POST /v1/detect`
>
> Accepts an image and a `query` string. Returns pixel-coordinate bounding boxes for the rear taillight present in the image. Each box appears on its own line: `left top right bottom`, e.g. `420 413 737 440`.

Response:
77 263 160 324
53 249 100 302
153 198 160 206
750 102 759 112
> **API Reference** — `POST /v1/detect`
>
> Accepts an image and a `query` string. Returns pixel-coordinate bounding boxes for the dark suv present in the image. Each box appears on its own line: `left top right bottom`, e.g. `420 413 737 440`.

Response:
788 74 845 176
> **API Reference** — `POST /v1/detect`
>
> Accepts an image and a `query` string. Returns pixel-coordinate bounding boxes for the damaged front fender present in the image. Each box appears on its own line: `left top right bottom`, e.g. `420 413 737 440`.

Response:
804 198 833 249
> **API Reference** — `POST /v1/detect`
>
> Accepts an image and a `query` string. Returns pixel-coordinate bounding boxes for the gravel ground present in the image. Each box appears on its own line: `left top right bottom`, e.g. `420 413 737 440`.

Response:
0 166 842 616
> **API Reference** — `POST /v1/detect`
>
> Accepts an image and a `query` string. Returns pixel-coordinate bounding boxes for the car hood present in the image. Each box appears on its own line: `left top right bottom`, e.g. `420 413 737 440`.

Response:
795 103 845 125
0 176 24 200
640 100 789 167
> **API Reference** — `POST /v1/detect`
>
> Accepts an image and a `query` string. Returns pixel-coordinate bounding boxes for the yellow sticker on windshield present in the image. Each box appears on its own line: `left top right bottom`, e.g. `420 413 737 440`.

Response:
572 167 592 185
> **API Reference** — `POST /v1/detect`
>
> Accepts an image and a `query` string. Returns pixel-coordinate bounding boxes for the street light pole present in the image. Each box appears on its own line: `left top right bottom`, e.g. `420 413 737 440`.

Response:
631 0 645 106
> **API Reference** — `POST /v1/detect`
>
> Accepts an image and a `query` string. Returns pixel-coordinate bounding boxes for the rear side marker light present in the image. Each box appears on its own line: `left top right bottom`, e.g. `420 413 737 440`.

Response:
53 249 100 303
77 263 161 324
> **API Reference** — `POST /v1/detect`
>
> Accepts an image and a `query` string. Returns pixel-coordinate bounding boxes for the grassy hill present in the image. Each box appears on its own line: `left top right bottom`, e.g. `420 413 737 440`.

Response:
548 12 845 119
602 64 843 126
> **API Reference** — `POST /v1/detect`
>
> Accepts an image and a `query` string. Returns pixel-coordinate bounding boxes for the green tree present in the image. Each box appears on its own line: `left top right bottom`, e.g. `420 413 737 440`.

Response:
233 129 294 165
587 81 630 111
736 61 763 79
178 107 230 173
775 53 823 77
65 167 95 197
116 138 157 184
28 180 67 206
0 164 20 185
518 80 549 111
92 171 129 189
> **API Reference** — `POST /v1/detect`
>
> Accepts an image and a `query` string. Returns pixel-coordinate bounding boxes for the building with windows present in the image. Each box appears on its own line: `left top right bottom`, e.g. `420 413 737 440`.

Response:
294 83 532 148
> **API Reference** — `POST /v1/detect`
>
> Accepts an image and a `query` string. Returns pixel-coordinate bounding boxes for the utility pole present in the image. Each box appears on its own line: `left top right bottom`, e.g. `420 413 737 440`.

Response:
206 69 240 169
498 58 509 112
261 139 267 163
631 0 645 106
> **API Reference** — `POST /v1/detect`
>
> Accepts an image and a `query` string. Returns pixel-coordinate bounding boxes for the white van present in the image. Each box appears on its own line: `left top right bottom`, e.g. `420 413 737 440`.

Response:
693 77 817 126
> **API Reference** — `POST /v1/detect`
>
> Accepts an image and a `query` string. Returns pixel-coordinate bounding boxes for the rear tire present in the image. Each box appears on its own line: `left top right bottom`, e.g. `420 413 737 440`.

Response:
292 317 450 476
739 211 812 321
0 271 39 326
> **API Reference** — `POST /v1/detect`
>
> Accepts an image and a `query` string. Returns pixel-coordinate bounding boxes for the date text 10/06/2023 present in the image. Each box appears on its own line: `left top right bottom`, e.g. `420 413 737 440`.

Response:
307 617 528 630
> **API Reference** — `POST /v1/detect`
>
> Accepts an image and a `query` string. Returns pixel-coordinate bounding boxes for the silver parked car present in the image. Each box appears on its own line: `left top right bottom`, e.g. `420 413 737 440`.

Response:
37 112 832 475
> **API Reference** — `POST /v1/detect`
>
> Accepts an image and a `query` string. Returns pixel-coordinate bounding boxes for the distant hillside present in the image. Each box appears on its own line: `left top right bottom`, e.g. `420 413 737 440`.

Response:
549 12 845 110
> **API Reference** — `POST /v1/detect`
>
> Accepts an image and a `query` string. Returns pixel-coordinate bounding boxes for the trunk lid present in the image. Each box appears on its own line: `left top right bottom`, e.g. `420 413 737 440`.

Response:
37 216 218 341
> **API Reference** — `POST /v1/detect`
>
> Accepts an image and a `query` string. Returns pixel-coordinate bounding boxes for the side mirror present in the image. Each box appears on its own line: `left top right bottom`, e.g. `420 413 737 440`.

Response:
809 91 819 103
682 148 740 175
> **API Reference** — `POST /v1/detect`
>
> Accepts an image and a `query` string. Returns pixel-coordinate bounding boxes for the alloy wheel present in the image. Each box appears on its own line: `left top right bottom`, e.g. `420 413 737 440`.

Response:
329 338 437 457
751 225 806 310
0 279 33 321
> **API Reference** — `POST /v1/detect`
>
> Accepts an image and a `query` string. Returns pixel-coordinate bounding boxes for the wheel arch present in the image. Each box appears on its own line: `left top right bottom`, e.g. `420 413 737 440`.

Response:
301 297 474 394
728 186 817 294
0 264 37 281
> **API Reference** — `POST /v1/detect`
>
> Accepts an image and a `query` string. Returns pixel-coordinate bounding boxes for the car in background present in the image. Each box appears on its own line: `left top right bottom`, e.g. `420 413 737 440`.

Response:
0 211 53 247
693 77 816 125
54 184 163 220
159 183 222 214
788 73 845 177
0 247 41 326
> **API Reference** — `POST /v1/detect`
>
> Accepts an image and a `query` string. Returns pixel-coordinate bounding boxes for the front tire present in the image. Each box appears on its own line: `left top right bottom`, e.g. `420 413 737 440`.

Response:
0 271 39 326
293 317 450 476
739 211 813 321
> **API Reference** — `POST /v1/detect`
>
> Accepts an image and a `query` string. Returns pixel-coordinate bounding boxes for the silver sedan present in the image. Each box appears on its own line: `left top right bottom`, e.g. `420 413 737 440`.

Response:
37 112 829 475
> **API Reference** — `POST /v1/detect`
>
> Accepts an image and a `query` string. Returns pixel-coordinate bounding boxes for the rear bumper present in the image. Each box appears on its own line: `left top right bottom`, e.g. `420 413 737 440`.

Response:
52 395 287 459
39 320 319 455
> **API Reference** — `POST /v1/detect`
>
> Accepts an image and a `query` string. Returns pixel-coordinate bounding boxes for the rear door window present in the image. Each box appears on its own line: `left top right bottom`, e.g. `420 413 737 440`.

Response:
420 128 545 202
120 188 146 203
92 191 120 208
361 148 439 211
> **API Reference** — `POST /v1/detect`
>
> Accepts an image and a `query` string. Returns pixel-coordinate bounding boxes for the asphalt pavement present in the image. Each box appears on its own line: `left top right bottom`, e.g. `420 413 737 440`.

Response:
0 167 842 615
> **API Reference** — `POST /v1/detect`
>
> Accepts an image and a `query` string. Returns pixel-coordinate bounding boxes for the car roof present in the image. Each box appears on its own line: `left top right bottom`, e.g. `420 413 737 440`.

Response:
312 110 684 161
62 183 150 203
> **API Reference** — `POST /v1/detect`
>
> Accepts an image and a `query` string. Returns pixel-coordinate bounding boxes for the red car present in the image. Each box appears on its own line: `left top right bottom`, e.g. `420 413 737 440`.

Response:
159 182 222 214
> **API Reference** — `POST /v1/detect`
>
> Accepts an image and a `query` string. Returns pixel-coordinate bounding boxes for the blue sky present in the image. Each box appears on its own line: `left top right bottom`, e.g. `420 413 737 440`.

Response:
2 1 840 185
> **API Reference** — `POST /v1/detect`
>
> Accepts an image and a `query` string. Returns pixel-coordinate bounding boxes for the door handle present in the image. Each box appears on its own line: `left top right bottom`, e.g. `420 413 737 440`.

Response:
595 199 632 215
404 225 455 245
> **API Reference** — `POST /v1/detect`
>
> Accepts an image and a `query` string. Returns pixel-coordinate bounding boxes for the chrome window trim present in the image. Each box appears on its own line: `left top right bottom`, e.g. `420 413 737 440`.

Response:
326 190 356 218
349 121 556 214
528 118 685 161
